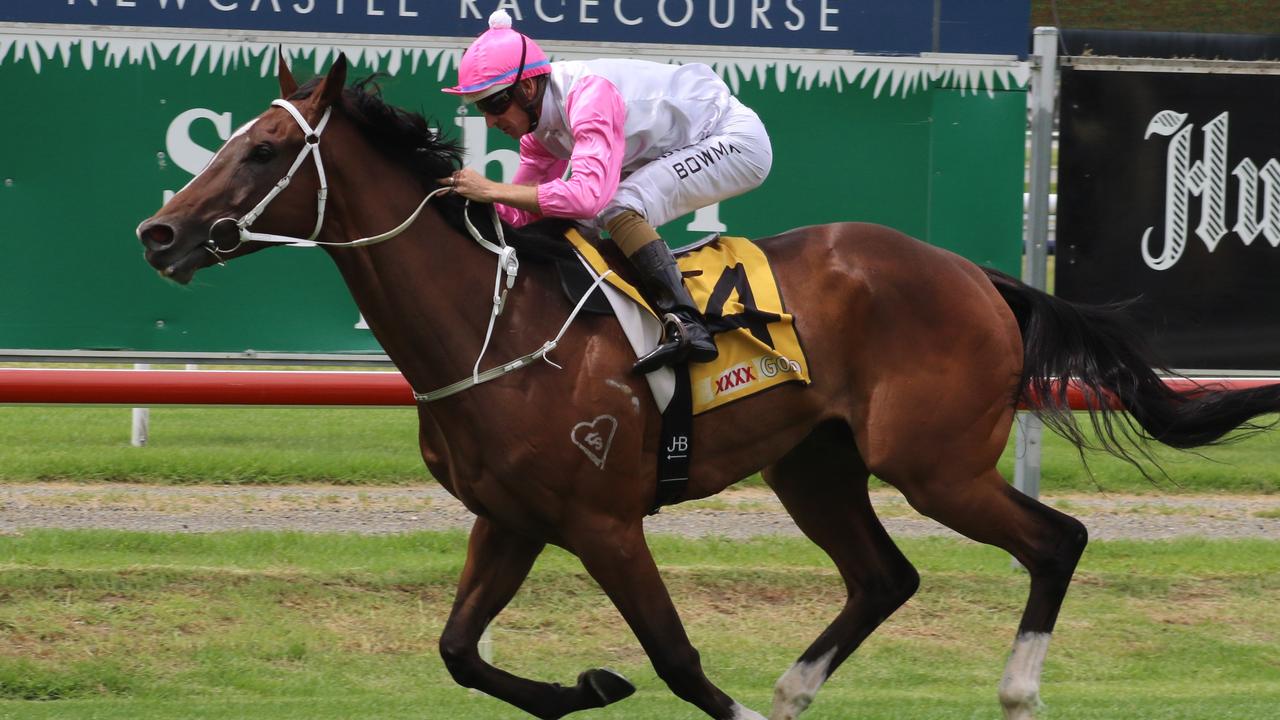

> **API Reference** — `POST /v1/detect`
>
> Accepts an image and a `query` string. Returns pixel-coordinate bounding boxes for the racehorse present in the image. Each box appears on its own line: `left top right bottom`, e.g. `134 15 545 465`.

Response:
136 55 1280 720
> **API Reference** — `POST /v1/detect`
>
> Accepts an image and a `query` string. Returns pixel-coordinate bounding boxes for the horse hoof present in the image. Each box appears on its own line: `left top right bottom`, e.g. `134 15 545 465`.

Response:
579 667 636 706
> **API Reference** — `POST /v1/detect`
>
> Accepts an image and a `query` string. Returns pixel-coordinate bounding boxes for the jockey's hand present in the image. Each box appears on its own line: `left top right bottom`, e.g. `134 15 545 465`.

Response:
441 168 497 202
438 169 543 215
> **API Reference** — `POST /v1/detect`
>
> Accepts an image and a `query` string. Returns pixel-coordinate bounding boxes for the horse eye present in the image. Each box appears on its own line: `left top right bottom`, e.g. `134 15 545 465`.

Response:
248 142 276 163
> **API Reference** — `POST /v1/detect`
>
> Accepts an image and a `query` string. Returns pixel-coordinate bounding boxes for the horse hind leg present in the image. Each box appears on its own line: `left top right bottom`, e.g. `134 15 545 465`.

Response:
891 466 1088 720
438 517 635 719
762 422 921 720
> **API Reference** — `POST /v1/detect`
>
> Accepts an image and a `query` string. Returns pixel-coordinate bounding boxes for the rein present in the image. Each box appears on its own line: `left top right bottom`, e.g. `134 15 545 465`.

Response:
209 98 611 403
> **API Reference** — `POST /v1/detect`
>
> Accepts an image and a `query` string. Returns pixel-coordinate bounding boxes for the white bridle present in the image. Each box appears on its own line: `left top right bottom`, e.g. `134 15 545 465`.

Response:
207 98 447 254
208 99 331 252
203 96 613 403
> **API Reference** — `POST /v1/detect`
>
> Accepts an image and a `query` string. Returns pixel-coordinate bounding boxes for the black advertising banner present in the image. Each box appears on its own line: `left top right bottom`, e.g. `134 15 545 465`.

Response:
1057 67 1280 371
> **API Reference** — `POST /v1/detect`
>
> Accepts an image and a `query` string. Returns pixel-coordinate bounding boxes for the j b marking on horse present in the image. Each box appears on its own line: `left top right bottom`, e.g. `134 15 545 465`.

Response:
572 415 618 470
133 54 1280 720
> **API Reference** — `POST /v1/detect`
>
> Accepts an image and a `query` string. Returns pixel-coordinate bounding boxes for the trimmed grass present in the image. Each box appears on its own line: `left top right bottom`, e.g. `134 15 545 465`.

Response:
3 406 1280 493
1031 0 1280 35
0 407 426 485
0 531 1276 719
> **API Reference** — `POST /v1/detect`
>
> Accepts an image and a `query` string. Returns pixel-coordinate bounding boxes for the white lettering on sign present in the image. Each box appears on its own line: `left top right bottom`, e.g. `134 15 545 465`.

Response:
751 0 772 29
614 0 640 25
657 0 693 27
783 0 804 30
66 0 844 35
536 0 565 22
495 0 523 19
820 0 838 31
709 0 733 29
163 107 234 204
1143 110 1280 271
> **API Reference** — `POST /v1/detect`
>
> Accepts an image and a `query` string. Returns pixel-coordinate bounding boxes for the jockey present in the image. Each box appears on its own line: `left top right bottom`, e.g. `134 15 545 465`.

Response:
441 10 773 375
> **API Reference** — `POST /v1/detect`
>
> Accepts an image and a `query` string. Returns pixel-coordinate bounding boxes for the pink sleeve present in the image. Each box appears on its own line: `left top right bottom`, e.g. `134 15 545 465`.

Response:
534 76 626 220
496 134 568 227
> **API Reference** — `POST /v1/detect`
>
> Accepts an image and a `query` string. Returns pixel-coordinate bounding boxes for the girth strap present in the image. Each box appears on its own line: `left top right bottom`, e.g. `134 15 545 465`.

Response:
651 367 693 513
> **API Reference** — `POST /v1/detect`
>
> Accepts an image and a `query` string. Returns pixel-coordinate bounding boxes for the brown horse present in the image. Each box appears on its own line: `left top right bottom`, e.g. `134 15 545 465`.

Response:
136 56 1280 720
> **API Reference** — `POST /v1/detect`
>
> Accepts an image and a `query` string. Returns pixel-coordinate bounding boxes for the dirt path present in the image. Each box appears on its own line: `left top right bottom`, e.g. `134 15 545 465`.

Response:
3 483 1280 540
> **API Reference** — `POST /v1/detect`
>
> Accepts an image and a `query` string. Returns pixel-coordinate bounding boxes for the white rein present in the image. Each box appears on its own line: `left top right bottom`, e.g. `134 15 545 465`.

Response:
208 98 611 403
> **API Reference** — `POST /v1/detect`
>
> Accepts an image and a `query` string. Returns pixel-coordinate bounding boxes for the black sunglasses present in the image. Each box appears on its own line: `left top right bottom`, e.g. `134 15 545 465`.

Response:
475 87 516 116
474 35 528 116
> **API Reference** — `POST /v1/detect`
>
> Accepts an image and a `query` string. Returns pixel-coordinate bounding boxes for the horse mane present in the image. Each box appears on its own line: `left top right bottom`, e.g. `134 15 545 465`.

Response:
289 75 577 262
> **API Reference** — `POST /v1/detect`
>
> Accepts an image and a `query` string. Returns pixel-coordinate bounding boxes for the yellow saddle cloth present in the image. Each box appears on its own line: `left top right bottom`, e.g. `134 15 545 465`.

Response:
566 230 812 414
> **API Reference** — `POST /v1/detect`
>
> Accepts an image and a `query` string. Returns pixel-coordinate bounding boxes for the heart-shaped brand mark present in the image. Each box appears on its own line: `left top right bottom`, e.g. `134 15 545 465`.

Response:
572 415 618 470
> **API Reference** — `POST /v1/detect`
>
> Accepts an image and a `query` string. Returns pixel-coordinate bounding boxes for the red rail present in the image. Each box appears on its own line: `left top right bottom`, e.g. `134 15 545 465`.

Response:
0 369 415 406
0 368 1275 409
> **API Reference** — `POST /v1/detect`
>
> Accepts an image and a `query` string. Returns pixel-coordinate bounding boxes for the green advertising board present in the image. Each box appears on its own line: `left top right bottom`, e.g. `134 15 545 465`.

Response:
0 30 1028 359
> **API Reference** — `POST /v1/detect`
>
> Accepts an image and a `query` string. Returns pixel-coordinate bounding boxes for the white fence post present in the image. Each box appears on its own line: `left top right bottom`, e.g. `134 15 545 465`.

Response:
1014 26 1059 568
130 363 150 447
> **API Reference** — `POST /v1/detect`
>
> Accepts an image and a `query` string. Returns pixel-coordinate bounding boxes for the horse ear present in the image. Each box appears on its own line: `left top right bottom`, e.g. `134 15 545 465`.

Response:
277 47 298 98
316 53 348 109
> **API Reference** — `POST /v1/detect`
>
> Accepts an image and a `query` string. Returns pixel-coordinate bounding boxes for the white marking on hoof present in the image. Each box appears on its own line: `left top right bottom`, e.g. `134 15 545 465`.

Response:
731 702 768 720
770 647 837 720
998 632 1051 720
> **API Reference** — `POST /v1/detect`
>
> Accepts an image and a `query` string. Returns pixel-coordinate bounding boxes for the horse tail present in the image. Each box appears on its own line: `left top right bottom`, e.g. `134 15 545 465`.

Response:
981 267 1280 460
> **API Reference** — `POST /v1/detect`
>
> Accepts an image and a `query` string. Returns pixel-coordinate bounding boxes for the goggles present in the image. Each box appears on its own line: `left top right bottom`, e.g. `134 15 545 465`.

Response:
474 35 528 116
476 87 516 115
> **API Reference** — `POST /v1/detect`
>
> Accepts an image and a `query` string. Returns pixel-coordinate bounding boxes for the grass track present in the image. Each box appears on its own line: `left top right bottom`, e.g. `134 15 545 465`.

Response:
5 406 1280 493
1030 0 1280 35
0 531 1277 719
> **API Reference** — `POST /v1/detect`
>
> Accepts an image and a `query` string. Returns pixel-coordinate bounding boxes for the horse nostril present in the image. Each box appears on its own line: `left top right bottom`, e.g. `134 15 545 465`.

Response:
139 222 176 251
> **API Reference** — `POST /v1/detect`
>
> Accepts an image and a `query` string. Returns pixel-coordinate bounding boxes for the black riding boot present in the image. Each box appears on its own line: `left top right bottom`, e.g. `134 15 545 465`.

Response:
627 239 719 374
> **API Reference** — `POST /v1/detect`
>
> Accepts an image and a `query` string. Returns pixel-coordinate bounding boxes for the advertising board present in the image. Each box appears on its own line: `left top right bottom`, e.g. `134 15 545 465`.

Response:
1056 64 1280 371
0 9 1028 358
1 1 1029 56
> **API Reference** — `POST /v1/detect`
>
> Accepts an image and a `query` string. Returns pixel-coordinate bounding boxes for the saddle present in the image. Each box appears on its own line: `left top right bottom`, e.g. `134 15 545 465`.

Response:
557 229 811 414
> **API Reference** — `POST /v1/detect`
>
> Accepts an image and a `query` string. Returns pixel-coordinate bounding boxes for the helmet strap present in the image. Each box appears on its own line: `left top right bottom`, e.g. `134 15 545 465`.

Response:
508 35 544 132
506 35 542 133
517 77 546 133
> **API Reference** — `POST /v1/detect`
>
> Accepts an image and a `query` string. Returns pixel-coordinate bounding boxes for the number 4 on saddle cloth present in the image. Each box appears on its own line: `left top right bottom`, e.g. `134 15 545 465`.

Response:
564 228 812 414
562 228 813 512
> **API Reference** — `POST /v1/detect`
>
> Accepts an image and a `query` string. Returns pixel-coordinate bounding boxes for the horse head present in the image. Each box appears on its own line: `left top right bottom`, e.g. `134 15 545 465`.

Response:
136 53 348 284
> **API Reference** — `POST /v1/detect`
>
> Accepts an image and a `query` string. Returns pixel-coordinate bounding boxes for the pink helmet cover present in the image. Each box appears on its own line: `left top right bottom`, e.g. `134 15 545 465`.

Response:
443 10 551 101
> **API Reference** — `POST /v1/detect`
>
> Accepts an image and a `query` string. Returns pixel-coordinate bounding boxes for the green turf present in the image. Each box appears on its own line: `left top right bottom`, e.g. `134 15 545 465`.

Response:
1031 0 1280 35
0 531 1276 719
0 406 426 485
3 405 1280 493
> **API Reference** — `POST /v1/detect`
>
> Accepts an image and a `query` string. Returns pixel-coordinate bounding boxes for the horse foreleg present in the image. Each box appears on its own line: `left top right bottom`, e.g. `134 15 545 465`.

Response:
571 522 767 720
439 517 635 719
762 428 920 720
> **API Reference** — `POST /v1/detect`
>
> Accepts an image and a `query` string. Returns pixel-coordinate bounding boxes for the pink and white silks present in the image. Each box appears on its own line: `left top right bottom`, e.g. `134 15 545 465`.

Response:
493 58 773 231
